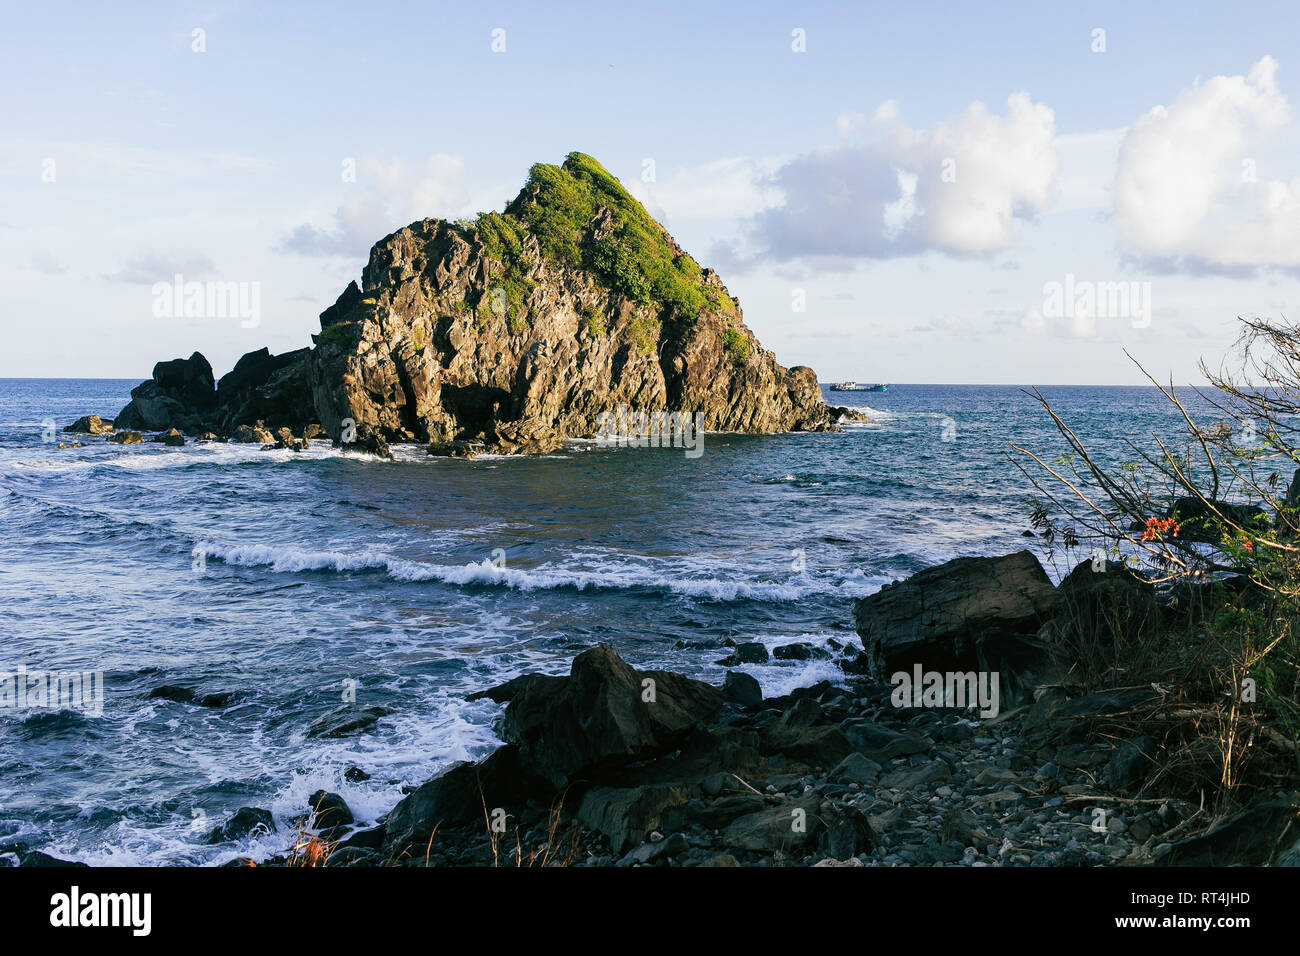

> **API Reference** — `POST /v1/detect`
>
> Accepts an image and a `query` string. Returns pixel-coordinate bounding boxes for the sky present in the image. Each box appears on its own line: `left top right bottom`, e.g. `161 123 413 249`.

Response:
3 0 1300 384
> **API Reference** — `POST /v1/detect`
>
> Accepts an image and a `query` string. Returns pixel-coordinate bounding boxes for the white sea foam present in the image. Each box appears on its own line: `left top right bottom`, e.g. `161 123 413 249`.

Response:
197 542 889 602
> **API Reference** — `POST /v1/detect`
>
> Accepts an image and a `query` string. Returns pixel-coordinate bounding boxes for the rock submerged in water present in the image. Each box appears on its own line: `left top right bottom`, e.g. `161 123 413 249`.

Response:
101 152 837 456
204 807 276 845
305 704 393 739
65 414 114 434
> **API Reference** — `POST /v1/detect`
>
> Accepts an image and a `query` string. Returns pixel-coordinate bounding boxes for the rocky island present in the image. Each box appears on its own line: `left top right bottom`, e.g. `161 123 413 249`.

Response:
103 153 844 456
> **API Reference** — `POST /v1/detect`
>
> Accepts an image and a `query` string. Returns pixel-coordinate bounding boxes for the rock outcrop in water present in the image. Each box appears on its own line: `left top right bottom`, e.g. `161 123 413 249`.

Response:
109 153 838 453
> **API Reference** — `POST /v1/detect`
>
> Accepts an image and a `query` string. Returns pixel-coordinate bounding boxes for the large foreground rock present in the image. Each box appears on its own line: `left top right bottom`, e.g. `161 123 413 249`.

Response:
854 551 1055 682
498 643 724 787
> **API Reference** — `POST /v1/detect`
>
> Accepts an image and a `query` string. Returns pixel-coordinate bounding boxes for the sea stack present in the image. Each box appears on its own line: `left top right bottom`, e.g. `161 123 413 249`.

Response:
113 152 838 453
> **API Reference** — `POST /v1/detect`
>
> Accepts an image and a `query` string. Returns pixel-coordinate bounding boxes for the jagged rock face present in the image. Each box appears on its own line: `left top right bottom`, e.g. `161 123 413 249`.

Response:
113 153 834 450
306 153 833 448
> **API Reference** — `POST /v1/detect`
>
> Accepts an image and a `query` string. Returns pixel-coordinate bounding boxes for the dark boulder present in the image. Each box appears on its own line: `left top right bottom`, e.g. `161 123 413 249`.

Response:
854 550 1055 682
1167 496 1267 542
723 671 763 708
577 784 694 853
427 440 484 458
204 807 276 844
307 790 354 831
499 644 724 788
215 347 315 433
383 746 523 852
1040 560 1161 682
116 352 218 432
715 642 769 666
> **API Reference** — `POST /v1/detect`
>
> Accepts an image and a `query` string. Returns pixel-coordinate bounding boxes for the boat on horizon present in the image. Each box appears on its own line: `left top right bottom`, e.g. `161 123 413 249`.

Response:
830 381 888 392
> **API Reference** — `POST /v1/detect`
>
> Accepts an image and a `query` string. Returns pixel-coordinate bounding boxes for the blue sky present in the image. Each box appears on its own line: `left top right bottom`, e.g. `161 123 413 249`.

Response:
4 0 1300 382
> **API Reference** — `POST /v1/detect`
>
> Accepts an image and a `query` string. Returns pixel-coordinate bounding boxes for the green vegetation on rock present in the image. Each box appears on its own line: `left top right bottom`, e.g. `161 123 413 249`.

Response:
450 153 729 354
580 307 607 337
722 327 751 365
319 322 359 349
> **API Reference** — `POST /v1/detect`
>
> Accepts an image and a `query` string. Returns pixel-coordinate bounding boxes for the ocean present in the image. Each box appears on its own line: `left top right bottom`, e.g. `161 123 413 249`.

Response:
0 379 1215 864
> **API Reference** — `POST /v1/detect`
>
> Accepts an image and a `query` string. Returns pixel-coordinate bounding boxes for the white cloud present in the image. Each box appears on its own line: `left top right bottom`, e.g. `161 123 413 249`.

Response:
1114 56 1300 272
743 91 1060 263
836 110 866 135
280 153 471 257
1021 304 1046 334
627 156 783 228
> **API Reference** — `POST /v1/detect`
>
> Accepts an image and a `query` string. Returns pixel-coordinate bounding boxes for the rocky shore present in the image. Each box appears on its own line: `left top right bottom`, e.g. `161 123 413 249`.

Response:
128 550 1294 869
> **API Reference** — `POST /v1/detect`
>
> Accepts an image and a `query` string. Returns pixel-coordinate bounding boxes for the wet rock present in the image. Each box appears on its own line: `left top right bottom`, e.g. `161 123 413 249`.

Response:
716 642 769 666
197 692 239 708
148 684 196 703
305 704 393 739
233 421 275 444
108 430 143 444
0 843 88 867
204 807 276 844
65 415 113 434
308 790 354 831
774 642 826 661
427 440 483 459
346 429 392 460
344 766 371 783
383 746 523 850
